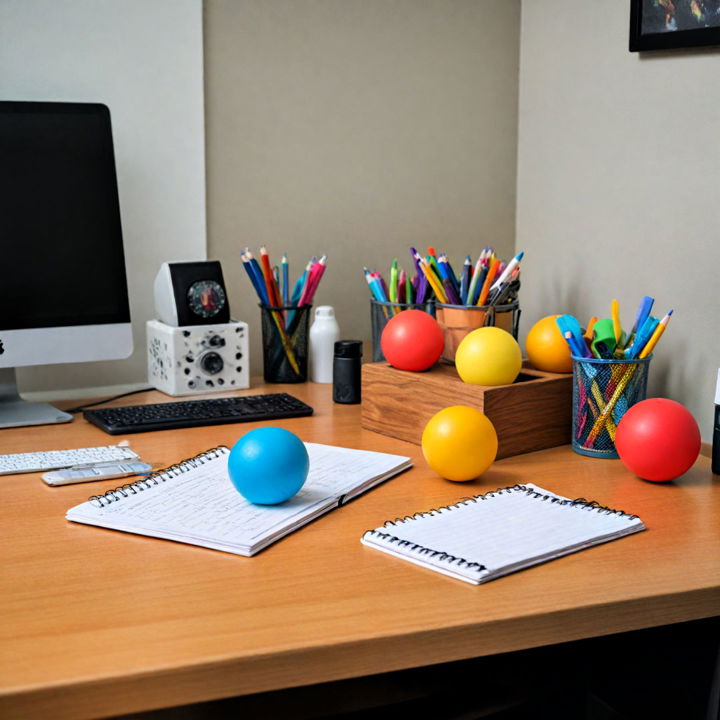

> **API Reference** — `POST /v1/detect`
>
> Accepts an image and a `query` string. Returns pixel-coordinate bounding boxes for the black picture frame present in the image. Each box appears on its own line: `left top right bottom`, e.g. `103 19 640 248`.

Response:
630 0 720 51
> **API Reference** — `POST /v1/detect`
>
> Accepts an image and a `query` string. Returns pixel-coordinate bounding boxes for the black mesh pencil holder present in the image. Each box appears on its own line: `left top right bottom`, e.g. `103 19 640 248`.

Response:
260 305 310 383
572 355 651 458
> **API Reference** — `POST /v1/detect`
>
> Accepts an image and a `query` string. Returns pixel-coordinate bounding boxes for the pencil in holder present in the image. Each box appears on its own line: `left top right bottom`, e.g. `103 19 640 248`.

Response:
370 299 436 362
571 355 651 458
260 304 311 383
435 301 520 364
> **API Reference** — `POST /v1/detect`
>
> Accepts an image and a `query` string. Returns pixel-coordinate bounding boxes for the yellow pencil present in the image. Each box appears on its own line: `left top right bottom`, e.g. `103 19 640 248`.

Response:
638 309 673 359
419 258 448 303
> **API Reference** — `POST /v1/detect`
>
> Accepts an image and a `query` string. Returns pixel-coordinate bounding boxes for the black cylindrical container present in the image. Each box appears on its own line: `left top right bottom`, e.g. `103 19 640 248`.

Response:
333 340 362 404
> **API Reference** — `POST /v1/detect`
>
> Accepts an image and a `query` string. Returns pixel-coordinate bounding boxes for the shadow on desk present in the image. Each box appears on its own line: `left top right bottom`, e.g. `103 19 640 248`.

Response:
116 617 719 720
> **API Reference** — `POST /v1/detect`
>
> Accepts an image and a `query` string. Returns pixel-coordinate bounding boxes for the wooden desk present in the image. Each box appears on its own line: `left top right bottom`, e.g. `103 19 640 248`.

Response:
1 382 718 719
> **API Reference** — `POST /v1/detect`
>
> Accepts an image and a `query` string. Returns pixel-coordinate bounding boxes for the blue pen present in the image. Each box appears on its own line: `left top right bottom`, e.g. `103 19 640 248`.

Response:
557 315 591 358
625 315 659 359
562 331 586 359
625 295 653 348
631 296 654 335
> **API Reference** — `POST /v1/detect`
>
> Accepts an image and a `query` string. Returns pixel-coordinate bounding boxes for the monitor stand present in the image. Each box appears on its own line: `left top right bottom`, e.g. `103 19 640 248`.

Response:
0 368 73 429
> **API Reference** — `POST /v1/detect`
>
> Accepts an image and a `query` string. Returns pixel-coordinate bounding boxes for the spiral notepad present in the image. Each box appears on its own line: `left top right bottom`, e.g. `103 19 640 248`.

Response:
361 483 645 584
67 443 411 556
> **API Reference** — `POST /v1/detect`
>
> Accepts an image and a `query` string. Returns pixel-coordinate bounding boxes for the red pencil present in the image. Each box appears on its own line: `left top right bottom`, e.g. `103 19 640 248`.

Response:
260 246 282 307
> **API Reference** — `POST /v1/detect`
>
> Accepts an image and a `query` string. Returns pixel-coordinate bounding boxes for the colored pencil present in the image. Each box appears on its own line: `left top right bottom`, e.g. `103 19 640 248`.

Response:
260 246 282 308
389 258 398 303
302 254 328 306
460 256 471 304
427 247 441 278
242 247 329 377
490 251 524 292
438 254 460 297
466 252 485 307
281 254 289 306
419 257 448 303
243 250 269 305
638 309 672 359
478 259 500 306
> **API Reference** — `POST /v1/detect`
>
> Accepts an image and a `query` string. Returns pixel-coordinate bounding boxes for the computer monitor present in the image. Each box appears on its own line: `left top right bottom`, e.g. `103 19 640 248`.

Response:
0 101 133 428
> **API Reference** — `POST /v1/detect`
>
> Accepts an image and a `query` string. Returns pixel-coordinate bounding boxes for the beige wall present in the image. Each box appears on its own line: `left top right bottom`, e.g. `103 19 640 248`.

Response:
205 0 521 374
2 0 206 396
517 1 719 440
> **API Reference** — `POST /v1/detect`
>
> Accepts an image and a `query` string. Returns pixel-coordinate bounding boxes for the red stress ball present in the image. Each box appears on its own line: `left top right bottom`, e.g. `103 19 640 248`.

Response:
380 310 444 372
615 398 701 482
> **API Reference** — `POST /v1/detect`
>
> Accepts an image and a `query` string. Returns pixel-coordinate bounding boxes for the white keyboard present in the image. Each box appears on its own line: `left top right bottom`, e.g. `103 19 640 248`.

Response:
0 445 139 476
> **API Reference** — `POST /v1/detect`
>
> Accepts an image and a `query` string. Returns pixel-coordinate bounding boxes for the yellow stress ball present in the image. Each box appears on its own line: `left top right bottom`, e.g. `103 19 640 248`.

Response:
455 326 522 386
421 406 498 482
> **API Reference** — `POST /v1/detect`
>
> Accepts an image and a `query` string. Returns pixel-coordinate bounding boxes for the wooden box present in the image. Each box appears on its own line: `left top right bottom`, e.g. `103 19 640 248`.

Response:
361 362 572 459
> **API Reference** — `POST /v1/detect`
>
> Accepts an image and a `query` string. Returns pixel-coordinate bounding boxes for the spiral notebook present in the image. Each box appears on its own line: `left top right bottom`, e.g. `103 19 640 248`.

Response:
361 484 645 584
67 444 411 556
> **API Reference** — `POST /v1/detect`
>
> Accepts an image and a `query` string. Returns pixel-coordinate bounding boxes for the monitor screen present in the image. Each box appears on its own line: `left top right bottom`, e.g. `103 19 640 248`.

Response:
0 101 131 331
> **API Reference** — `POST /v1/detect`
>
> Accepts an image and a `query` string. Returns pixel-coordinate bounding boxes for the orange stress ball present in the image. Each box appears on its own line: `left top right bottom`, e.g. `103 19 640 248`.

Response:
525 315 572 373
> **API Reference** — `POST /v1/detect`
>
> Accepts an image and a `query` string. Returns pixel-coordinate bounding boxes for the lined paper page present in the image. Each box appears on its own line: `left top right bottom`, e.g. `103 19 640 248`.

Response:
68 443 411 555
362 484 645 584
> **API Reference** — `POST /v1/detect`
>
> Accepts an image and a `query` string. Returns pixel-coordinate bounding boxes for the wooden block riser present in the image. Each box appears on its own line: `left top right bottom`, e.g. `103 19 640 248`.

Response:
361 362 572 460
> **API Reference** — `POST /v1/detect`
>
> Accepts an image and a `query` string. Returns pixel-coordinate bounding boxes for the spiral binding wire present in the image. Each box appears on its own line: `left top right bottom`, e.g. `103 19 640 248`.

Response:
366 528 488 574
88 446 228 508
378 484 638 527
363 483 639 574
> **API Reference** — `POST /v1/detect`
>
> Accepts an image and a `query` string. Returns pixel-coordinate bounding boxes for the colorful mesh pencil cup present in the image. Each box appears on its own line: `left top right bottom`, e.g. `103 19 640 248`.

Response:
261 304 311 383
370 299 435 362
435 301 520 364
571 355 651 458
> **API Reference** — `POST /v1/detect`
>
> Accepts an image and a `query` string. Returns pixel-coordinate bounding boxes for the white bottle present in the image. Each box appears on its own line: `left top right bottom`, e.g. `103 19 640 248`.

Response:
310 306 340 383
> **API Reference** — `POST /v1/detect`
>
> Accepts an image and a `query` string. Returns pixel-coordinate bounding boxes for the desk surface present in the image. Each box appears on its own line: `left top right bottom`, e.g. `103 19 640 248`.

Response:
1 381 718 719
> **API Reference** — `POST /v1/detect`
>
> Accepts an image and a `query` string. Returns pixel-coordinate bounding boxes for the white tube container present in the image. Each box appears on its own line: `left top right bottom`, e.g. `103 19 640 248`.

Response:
310 306 340 383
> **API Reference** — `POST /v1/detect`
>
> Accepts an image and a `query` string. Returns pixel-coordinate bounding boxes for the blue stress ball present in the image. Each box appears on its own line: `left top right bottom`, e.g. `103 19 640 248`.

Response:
228 427 309 505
